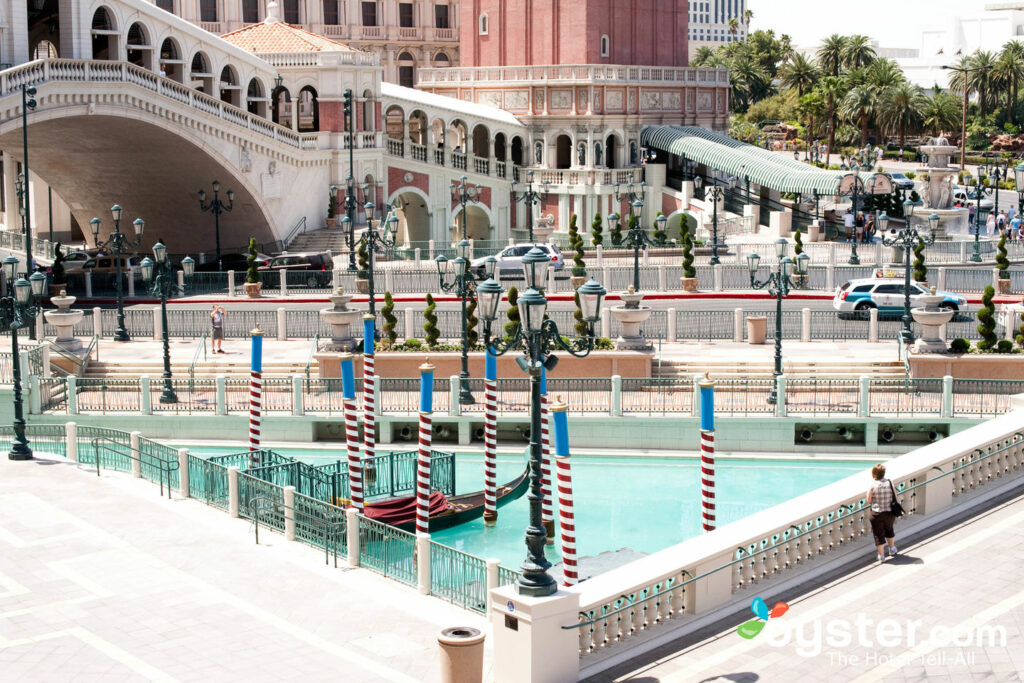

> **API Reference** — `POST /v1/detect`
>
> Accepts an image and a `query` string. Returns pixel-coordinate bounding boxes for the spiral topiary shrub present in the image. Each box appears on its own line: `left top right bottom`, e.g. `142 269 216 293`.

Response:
465 297 479 348
504 286 519 341
591 212 603 246
423 293 440 347
381 291 398 347
996 232 1010 279
793 230 803 255
976 286 997 351
682 230 696 279
912 238 927 283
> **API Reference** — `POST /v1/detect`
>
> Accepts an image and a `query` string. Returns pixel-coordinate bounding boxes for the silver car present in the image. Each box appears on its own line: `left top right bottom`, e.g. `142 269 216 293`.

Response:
470 243 565 280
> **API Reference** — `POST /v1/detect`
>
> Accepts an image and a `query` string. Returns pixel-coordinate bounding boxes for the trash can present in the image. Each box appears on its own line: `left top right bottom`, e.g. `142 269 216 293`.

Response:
746 316 767 344
438 626 485 683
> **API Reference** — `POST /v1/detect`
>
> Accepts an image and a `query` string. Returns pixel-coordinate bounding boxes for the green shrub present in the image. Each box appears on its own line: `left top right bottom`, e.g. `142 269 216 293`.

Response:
681 230 696 279
793 230 803 256
904 171 916 180
950 338 970 354
568 213 586 276
403 338 422 350
912 238 927 283
465 298 478 347
503 286 519 341
591 212 603 247
976 286 997 350
593 337 614 350
610 213 624 246
996 232 1010 279
423 293 440 347
997 339 1014 353
381 291 398 347
357 238 370 279
246 237 261 284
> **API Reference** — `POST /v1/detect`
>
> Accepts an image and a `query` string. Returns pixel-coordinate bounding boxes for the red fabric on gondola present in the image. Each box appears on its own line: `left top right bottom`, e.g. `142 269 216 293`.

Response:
363 491 450 526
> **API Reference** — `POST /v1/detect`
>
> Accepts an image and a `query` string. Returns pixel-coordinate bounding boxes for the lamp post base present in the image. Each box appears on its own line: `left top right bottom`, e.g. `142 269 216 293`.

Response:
114 329 131 342
159 392 179 404
458 389 476 405
8 442 32 460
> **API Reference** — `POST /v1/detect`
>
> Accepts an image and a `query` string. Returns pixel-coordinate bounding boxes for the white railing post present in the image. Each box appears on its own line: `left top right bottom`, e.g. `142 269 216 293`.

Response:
281 270 289 297
228 466 240 518
414 248 422 267
178 448 190 497
42 342 51 378
713 263 722 292
35 315 42 340
657 265 666 292
667 308 677 342
826 263 835 291
775 375 786 418
960 241 967 262
692 373 702 419
284 486 296 541
600 310 611 339
177 270 184 292
859 375 870 417
140 376 152 415
486 558 500 594
417 533 431 595
277 307 287 341
130 431 142 478
384 268 394 294
405 307 415 339
642 248 650 267
153 306 162 340
869 308 879 342
449 375 460 417
67 375 78 415
66 421 77 462
733 308 743 342
216 375 226 416
611 375 622 416
346 507 360 566
84 271 92 297
595 244 603 268
547 268 556 293
227 270 236 297
428 240 436 260
801 307 811 342
92 307 102 338
333 268 342 289
29 375 40 414
292 375 304 416
937 267 946 291
942 375 954 417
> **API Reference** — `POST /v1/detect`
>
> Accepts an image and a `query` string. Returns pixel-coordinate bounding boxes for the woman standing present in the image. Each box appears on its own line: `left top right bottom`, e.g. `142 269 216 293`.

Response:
866 463 898 562
210 305 225 353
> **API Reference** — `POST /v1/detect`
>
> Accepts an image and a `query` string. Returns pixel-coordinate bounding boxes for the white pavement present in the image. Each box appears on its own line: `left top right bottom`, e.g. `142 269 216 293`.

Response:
0 454 489 682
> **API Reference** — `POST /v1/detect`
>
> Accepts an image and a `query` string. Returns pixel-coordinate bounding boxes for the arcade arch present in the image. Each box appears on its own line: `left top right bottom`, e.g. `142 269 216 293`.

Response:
126 22 153 70
297 85 319 131
390 189 431 245
91 7 118 60
159 38 185 82
555 135 572 169
471 124 489 158
190 52 213 94
246 78 267 117
219 65 241 107
408 110 427 144
452 204 490 241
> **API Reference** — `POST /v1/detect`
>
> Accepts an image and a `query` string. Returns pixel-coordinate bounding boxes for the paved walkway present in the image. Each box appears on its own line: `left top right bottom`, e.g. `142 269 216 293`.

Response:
592 491 1024 682
0 454 489 682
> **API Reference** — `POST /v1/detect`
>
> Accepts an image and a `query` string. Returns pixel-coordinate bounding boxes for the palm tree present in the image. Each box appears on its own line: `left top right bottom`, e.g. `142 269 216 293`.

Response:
843 34 876 70
798 92 827 141
839 85 876 147
729 59 769 111
692 46 717 67
967 51 997 118
878 82 927 147
743 8 753 29
995 42 1024 123
866 58 905 90
920 92 962 137
779 53 819 95
818 76 848 162
817 34 846 77
728 17 740 36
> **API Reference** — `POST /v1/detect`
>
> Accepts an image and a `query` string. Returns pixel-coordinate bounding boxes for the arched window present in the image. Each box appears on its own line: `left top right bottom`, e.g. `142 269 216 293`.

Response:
600 34 610 57
434 52 450 66
478 13 488 35
397 51 415 88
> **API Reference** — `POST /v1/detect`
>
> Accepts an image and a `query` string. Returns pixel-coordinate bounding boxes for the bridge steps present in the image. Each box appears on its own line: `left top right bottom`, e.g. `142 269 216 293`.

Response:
82 360 312 379
286 228 350 253
654 358 906 379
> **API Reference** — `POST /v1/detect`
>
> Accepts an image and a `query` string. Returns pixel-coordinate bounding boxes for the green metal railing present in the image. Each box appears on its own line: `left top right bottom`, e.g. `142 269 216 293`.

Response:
0 424 67 455
357 515 417 586
430 541 489 612
304 334 319 391
362 449 456 500
188 333 208 391
187 454 231 509
89 436 178 498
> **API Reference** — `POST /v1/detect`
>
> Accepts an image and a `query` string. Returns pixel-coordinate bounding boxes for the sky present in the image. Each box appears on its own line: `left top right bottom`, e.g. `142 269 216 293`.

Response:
747 0 988 49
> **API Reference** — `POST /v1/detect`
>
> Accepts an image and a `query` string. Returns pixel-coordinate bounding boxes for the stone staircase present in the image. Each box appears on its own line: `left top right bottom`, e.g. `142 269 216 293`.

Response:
82 359 312 379
653 358 906 380
285 227 350 253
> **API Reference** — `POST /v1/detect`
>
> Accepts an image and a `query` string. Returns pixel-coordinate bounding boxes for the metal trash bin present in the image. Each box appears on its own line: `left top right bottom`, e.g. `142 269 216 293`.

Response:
746 316 767 344
438 626 485 683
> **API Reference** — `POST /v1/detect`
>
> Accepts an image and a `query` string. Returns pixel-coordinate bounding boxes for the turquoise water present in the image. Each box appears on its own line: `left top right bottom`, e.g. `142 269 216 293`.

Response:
183 444 867 568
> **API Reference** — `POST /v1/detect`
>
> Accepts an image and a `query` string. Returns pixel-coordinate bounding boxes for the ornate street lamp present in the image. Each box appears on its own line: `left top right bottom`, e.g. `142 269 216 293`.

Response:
340 181 376 272
510 170 550 243
197 180 234 268
452 175 482 242
1014 161 1024 215
436 239 486 405
1 256 45 459
476 250 606 596
359 201 398 318
19 85 36 281
612 201 663 291
882 201 938 344
140 243 195 404
966 168 996 263
747 238 809 405
693 176 723 264
90 205 144 342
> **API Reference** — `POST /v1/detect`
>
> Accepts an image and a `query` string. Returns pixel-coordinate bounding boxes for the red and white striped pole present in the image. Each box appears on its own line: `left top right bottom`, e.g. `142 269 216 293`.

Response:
415 359 435 534
483 347 498 525
540 366 554 544
699 373 716 532
248 324 263 468
362 314 376 475
341 352 363 510
551 396 578 586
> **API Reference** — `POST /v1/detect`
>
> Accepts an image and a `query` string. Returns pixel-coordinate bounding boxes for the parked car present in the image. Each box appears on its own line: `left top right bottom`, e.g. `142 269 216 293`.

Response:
888 172 915 191
258 251 334 287
470 243 565 280
60 250 96 275
192 252 270 272
833 277 965 317
952 186 994 212
86 254 144 289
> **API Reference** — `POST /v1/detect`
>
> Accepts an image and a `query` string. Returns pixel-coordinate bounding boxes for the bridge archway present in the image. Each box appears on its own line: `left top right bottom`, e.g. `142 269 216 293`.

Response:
126 22 154 71
219 65 241 107
246 78 267 117
190 52 213 94
159 38 184 83
385 104 404 139
91 7 119 61
389 188 430 245
452 204 491 241
298 86 318 132
408 110 427 144
29 0 61 59
271 86 290 126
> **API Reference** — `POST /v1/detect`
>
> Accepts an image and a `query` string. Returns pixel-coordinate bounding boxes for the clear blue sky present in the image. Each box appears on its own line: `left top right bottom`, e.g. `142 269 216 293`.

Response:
747 0 980 49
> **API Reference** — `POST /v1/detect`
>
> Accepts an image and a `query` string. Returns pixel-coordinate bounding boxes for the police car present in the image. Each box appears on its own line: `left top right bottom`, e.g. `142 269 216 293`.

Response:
833 272 966 317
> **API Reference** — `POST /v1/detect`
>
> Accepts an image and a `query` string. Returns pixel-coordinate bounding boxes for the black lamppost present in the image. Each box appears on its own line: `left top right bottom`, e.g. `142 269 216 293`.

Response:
967 168 995 262
1014 162 1024 215
197 181 234 268
452 175 482 242
476 248 606 596
693 176 723 264
436 240 485 405
342 88 357 270
90 206 144 342
0 256 45 460
842 164 864 265
609 202 664 291
882 201 938 344
19 85 36 282
140 243 195 404
359 201 398 318
340 182 376 272
747 239 810 405
510 170 550 243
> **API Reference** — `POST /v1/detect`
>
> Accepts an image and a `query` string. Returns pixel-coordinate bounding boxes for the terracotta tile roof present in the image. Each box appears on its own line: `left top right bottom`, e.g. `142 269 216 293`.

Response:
221 20 359 53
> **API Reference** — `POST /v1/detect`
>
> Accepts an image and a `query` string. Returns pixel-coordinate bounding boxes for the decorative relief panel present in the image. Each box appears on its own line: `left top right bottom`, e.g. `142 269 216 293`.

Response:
533 89 545 111
606 89 623 111
664 91 681 111
550 90 572 110
593 90 602 112
503 90 529 110
627 89 637 112
641 91 661 111
686 89 695 112
576 88 588 110
697 90 712 112
477 91 503 108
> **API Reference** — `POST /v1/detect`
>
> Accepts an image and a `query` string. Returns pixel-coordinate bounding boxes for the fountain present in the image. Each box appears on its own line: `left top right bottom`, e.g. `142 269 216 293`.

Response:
916 137 969 237
318 287 362 351
609 286 653 351
43 290 84 350
910 287 955 354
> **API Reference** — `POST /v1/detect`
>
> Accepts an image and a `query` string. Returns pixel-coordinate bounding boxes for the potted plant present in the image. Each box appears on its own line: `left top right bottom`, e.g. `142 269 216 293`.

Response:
680 229 698 292
590 212 603 247
381 291 398 348
50 242 67 297
792 230 808 288
244 237 262 297
567 214 587 288
996 232 1011 294
355 238 370 294
326 189 339 228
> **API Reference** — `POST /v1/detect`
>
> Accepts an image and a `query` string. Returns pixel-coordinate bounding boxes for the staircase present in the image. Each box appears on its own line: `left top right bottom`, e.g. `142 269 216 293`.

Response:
285 227 350 253
83 358 312 379
654 358 906 380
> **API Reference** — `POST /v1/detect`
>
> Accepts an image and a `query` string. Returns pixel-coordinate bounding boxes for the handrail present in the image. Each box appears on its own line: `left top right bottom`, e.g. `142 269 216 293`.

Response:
48 334 97 376
304 333 320 391
189 333 209 391
282 216 308 250
89 435 178 499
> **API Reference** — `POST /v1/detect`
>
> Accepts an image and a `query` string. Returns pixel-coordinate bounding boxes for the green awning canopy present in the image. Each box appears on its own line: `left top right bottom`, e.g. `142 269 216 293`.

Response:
641 126 877 196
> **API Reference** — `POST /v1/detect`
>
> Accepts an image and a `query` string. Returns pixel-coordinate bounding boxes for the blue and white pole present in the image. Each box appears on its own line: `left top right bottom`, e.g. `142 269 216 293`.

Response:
483 348 498 525
415 359 435 534
341 352 363 510
248 324 263 467
699 373 716 532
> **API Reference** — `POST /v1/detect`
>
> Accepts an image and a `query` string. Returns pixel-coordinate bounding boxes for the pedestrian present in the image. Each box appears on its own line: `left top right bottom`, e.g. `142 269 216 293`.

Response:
866 463 899 562
898 147 904 163
844 208 856 241
210 305 225 353
997 210 1007 234
1011 214 1022 240
864 214 875 243
987 212 997 237
968 203 976 230
855 211 866 243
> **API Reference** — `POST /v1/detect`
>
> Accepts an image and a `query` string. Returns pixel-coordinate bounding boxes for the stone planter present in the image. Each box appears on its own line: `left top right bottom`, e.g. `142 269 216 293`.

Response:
999 278 1011 295
680 276 698 292
570 275 587 289
326 217 339 228
746 316 767 344
244 282 262 298
356 278 370 294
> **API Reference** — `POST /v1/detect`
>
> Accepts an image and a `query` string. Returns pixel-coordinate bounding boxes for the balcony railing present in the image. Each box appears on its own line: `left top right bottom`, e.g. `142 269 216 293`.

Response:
418 64 730 86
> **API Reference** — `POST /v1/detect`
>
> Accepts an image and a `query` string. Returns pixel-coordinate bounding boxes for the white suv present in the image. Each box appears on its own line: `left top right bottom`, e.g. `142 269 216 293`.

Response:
470 243 565 280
